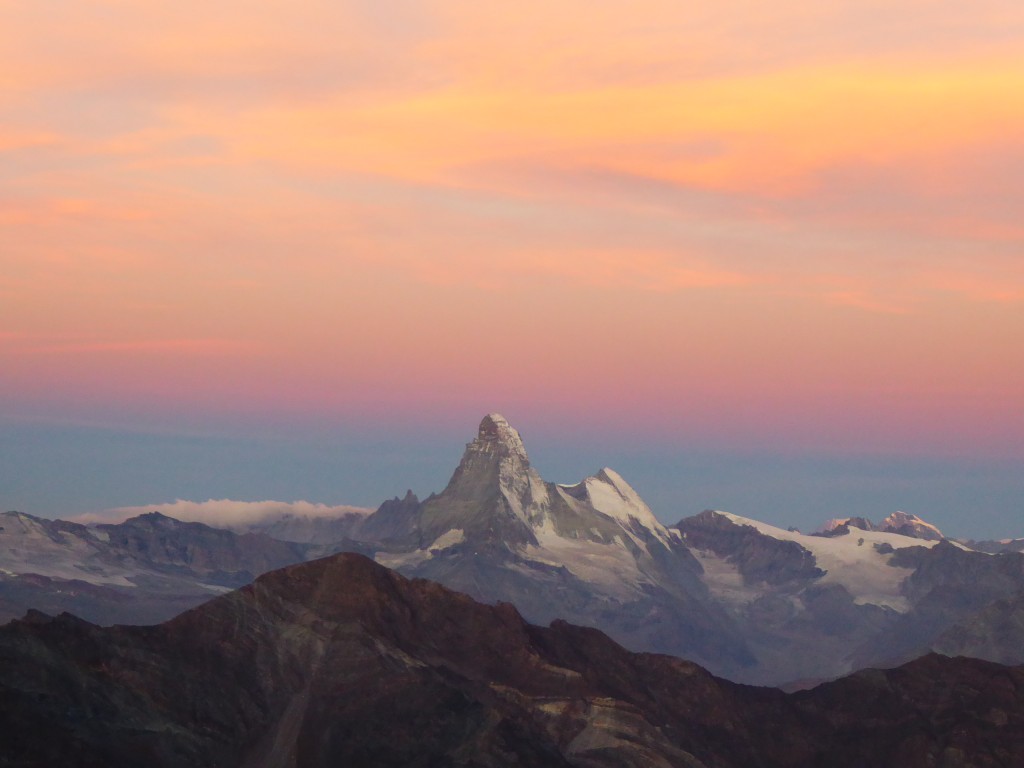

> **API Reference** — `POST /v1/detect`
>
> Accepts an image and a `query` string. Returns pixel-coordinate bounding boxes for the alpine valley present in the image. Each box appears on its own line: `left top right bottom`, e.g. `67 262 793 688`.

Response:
3 414 1024 694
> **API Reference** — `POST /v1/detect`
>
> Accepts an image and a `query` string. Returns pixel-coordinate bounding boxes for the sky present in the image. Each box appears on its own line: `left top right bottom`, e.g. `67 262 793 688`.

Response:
2 1 1022 538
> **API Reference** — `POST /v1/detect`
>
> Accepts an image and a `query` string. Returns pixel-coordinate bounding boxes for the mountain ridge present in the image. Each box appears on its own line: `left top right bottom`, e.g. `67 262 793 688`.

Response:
4 413 1023 686
2 551 1023 767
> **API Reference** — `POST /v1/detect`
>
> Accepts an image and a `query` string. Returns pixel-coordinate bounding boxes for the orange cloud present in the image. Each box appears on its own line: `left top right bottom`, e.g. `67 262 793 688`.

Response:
2 0 1022 448
925 272 1024 304
0 197 156 226
207 55 1024 201
823 291 916 316
15 338 258 356
509 250 756 293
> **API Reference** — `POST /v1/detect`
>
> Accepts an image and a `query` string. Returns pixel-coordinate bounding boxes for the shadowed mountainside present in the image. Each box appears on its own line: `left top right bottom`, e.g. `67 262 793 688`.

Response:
1 552 1023 768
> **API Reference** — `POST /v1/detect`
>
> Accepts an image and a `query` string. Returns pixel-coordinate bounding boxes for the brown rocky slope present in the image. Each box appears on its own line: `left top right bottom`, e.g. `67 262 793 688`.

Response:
1 553 1022 767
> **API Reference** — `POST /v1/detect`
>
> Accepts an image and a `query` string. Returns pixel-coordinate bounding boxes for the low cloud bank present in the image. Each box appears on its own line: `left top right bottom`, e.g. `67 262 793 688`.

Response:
76 499 374 528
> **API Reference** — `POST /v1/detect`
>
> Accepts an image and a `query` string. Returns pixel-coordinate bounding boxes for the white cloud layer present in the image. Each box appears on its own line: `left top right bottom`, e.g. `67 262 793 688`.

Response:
76 499 373 528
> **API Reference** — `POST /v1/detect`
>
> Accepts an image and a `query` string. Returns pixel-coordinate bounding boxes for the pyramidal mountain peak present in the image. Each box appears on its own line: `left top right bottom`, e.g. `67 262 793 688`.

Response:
573 467 667 536
362 414 750 671
422 413 675 550
415 412 550 549
443 414 543 506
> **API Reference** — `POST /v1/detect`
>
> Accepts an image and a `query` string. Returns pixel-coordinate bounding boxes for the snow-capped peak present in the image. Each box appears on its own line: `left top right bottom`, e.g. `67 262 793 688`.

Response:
587 468 668 534
385 415 683 598
878 511 944 541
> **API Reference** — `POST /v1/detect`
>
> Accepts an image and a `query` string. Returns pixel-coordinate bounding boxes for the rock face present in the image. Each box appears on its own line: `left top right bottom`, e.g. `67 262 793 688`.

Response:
377 413 550 549
845 542 1024 670
680 510 825 586
932 590 1024 666
1 553 1023 768
360 414 753 674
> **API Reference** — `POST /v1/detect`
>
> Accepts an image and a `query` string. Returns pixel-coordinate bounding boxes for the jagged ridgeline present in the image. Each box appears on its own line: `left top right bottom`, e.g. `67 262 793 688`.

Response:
3 413 1024 688
3 553 1023 768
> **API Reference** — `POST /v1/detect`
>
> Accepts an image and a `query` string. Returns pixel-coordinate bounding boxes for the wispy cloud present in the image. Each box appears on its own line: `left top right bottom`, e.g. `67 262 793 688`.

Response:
925 271 1024 304
3 335 258 357
76 499 373 527
823 290 916 316
2 0 1022 453
514 249 756 293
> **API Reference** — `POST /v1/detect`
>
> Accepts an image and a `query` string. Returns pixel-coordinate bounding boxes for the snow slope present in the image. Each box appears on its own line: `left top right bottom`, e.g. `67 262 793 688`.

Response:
715 511 946 611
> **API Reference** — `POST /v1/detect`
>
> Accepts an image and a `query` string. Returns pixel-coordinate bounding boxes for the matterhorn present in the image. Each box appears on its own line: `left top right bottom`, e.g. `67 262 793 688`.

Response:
359 414 753 671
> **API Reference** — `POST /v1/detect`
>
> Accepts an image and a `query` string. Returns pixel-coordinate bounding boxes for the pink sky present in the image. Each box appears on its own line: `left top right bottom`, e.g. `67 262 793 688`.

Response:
2 0 1023 459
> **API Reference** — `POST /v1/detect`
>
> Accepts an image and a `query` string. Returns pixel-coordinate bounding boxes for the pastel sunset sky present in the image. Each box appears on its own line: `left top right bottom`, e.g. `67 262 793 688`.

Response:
2 1 1022 536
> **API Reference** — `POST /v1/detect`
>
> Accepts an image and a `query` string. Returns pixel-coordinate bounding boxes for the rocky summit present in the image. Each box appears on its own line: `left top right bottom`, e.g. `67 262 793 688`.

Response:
1 552 1023 768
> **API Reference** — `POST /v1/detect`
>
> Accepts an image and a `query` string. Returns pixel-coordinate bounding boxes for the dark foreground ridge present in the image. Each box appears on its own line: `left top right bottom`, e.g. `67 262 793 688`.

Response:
1 553 1023 767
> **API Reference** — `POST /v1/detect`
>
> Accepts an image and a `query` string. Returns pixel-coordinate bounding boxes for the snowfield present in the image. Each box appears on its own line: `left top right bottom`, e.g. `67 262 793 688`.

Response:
711 511 949 611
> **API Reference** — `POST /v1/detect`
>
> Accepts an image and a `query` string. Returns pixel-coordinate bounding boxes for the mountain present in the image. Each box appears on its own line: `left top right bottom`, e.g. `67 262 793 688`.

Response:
676 510 941 684
963 538 1024 554
676 510 1024 685
877 511 945 540
5 413 1023 688
343 415 1023 684
94 499 375 544
354 413 754 674
843 540 1024 670
815 511 944 540
2 552 1023 768
239 511 368 545
0 510 309 625
94 512 311 581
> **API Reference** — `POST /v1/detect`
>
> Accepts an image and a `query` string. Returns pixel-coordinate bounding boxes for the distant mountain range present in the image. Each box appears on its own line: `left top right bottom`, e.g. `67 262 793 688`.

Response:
3 413 1023 687
3 552 1023 767
0 509 311 625
816 510 946 540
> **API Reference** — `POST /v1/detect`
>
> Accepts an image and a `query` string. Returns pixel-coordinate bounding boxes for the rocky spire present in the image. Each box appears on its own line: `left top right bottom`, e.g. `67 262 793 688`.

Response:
477 413 527 456
418 414 549 548
402 414 668 555
443 414 532 498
